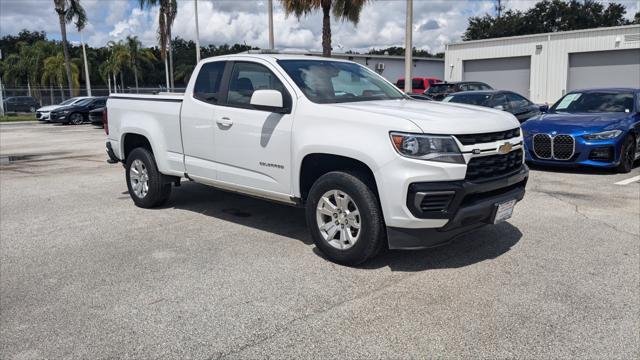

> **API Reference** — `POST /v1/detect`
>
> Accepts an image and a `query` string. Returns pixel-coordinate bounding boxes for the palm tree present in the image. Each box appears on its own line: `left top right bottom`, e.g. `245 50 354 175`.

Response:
53 0 87 97
174 63 194 85
42 53 79 101
139 0 177 89
281 0 370 57
107 41 131 92
125 36 157 93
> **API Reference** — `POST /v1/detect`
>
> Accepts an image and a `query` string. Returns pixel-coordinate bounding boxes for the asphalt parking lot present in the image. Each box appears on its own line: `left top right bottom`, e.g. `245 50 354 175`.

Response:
1 122 638 359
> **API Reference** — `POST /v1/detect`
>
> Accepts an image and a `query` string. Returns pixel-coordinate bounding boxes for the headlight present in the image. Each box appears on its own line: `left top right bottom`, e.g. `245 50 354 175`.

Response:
390 132 464 164
583 130 622 140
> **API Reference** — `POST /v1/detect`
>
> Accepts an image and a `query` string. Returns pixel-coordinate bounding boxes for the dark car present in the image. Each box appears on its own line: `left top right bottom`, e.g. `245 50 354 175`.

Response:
425 81 493 101
443 90 542 122
3 96 40 113
88 106 105 126
407 93 434 101
49 97 107 125
522 88 639 173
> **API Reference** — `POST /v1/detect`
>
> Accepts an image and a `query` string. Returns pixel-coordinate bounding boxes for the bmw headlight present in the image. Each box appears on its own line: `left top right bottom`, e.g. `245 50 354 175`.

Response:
583 130 622 140
390 132 464 164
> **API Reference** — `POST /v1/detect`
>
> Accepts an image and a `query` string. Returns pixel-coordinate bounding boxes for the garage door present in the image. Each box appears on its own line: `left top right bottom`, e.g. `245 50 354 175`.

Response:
567 49 640 91
463 56 531 97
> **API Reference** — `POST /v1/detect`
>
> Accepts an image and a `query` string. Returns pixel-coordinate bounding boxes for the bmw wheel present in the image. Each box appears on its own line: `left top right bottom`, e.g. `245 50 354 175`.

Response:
617 135 636 173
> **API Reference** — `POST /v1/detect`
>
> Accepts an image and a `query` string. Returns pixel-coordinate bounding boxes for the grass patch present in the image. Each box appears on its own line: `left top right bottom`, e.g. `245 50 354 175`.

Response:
0 114 37 122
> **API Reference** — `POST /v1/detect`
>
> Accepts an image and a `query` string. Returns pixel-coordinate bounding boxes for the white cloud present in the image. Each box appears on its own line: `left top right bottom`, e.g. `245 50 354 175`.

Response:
1 0 639 53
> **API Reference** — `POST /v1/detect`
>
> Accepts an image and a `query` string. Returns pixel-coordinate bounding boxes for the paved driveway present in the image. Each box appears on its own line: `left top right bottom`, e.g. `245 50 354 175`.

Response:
1 122 638 359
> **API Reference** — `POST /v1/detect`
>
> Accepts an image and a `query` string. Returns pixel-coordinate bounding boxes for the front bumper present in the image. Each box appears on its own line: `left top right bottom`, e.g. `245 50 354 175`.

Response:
524 133 624 168
36 112 51 121
49 113 69 123
386 166 528 249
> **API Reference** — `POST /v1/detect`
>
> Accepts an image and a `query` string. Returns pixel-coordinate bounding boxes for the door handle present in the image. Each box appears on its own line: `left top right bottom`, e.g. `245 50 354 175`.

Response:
216 117 233 127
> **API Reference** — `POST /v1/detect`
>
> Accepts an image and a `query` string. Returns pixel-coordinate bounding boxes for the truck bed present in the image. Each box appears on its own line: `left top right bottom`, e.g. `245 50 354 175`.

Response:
106 93 186 177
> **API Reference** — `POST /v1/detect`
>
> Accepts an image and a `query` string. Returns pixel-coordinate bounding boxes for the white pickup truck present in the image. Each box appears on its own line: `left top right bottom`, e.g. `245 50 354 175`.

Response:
106 53 528 265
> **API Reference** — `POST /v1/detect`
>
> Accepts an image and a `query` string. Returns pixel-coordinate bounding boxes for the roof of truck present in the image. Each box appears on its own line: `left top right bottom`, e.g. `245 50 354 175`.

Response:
204 53 351 62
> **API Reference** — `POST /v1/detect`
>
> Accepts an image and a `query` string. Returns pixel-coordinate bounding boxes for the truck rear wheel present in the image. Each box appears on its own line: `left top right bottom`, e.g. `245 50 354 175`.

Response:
305 171 385 266
125 147 171 208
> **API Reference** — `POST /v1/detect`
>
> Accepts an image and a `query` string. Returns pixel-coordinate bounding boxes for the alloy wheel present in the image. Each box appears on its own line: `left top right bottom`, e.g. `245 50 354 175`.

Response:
129 159 149 198
315 190 361 250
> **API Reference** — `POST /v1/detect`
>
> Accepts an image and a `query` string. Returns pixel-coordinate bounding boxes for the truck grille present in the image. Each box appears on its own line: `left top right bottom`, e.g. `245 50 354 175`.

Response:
455 128 520 146
533 134 575 160
465 149 523 181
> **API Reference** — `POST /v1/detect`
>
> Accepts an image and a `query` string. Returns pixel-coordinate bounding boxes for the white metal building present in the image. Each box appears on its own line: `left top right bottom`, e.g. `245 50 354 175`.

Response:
445 25 640 103
306 52 445 83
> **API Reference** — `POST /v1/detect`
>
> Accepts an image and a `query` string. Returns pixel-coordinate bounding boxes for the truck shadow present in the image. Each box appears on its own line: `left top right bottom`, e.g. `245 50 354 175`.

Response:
168 182 522 272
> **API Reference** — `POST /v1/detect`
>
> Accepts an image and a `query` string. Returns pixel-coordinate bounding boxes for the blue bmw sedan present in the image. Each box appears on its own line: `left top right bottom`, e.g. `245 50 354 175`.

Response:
522 88 640 173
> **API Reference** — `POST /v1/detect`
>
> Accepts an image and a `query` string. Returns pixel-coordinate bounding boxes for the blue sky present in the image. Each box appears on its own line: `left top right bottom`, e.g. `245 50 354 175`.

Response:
0 0 638 53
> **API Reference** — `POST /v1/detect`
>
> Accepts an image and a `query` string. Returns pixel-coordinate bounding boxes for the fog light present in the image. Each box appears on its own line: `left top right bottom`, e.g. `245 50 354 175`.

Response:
589 147 613 162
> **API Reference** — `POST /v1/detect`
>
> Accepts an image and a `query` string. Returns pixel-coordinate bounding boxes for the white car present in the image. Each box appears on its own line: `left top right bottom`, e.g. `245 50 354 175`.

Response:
106 54 528 265
36 97 91 121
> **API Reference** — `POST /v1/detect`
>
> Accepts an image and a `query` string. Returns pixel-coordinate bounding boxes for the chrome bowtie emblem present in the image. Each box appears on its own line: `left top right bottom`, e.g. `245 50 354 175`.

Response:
498 142 513 154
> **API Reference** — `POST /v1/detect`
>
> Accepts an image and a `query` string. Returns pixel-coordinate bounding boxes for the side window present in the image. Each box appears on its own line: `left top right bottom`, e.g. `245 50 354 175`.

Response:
95 99 106 107
491 94 508 108
226 62 286 107
506 93 529 108
193 61 226 104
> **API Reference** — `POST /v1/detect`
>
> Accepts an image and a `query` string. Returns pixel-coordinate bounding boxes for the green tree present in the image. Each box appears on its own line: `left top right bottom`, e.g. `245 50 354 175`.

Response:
464 0 633 41
280 0 370 57
138 0 177 89
53 0 87 97
42 53 79 100
107 40 131 92
126 36 157 92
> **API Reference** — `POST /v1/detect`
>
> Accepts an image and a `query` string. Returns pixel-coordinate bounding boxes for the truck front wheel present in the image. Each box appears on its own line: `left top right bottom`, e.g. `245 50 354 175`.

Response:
125 147 171 208
306 171 385 266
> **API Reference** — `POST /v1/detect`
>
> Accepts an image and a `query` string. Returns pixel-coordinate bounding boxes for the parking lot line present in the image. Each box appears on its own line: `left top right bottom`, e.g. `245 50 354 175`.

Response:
615 175 640 185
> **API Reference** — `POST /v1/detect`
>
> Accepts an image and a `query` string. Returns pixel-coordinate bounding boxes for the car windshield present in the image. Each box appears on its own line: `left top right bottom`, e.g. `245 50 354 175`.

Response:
443 93 492 105
278 60 405 104
59 98 80 105
425 84 454 93
551 92 635 113
74 99 93 106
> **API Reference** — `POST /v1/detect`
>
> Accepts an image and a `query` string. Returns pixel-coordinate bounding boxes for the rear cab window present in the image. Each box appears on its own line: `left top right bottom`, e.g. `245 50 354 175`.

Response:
193 61 226 104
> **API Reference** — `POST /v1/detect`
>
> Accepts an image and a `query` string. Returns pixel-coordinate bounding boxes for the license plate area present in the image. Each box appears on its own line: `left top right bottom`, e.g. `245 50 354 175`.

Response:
493 199 516 224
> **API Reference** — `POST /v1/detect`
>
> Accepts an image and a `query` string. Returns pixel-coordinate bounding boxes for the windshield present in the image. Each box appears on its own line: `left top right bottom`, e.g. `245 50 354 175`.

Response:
443 93 492 105
278 60 405 104
74 98 93 106
59 98 82 105
425 84 454 94
551 92 634 113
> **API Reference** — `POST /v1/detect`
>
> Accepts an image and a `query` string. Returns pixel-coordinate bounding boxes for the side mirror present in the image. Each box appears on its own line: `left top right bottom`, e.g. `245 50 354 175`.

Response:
493 105 504 111
539 104 549 112
250 90 286 113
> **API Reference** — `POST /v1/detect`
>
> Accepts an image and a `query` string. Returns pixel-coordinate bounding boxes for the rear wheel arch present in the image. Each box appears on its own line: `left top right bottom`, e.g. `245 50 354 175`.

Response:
122 133 153 161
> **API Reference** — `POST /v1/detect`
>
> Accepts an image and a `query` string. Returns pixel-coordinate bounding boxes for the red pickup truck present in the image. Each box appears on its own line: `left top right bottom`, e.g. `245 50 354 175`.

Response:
395 77 442 94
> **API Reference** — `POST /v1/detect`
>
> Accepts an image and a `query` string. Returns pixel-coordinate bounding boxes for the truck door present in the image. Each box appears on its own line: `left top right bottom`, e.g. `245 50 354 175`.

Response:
213 61 295 196
180 61 227 180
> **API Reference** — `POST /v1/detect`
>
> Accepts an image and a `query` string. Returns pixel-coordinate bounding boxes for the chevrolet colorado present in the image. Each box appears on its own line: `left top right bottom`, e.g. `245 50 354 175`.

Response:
106 54 528 265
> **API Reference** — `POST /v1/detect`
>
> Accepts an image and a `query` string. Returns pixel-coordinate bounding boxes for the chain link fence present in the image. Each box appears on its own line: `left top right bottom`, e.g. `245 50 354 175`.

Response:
2 86 186 108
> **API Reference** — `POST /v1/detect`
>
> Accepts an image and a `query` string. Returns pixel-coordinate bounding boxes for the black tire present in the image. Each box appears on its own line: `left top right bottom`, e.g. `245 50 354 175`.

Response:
617 135 636 173
305 171 385 266
68 112 84 125
125 147 171 208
